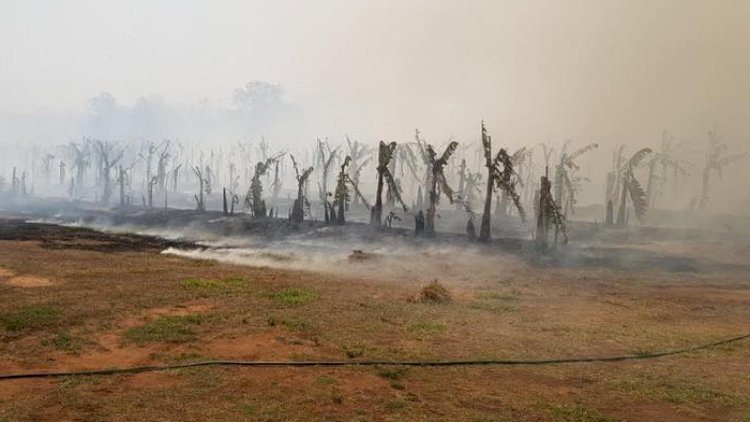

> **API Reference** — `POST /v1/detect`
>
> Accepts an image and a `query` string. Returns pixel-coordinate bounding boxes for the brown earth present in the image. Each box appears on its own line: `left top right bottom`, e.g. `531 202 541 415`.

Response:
0 219 748 421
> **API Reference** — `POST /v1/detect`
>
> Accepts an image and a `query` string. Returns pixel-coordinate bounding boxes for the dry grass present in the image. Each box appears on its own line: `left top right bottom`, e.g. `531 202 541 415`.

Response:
419 280 451 303
0 221 748 421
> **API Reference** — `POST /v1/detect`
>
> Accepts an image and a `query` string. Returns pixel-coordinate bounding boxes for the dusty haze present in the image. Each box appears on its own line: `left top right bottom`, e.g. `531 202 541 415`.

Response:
1 0 748 212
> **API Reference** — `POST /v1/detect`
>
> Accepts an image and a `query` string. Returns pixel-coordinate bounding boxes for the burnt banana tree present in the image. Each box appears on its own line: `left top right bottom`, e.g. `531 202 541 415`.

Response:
345 136 372 208
553 141 599 216
536 170 567 250
93 140 124 205
370 141 408 227
424 140 459 237
645 131 691 208
316 139 339 223
333 156 371 224
290 155 314 222
698 131 748 211
478 122 526 242
244 154 284 218
616 148 652 226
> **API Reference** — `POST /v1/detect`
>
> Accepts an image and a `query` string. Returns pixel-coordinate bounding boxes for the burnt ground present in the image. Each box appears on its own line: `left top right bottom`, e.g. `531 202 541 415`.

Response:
0 215 748 421
0 218 196 253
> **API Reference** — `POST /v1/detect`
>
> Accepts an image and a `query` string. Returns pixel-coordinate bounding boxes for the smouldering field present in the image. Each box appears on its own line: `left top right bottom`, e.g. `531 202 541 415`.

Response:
0 219 749 421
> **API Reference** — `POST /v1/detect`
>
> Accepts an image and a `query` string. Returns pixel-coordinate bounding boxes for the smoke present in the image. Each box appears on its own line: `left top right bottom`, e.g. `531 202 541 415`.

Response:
0 0 748 214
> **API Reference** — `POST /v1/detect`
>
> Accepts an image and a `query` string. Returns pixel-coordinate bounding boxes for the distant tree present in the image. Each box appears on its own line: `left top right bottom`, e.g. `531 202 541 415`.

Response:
244 154 283 218
536 170 567 250
370 141 407 227
192 166 210 212
496 147 530 217
290 155 314 222
605 145 626 215
68 141 91 198
92 140 123 205
345 136 372 207
645 130 692 208
698 130 747 210
616 148 652 226
315 139 339 223
553 141 598 216
233 81 285 113
333 156 370 224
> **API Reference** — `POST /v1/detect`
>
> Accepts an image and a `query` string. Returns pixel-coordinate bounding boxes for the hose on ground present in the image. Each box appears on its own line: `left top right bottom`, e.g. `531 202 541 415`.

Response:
0 333 747 381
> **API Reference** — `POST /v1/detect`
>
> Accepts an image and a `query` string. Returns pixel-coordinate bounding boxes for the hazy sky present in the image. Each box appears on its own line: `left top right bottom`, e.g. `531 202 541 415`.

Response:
2 0 748 142
1 0 749 211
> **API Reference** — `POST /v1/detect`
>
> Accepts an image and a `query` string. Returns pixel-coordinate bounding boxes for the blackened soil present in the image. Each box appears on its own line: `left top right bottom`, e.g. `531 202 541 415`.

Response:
0 219 196 253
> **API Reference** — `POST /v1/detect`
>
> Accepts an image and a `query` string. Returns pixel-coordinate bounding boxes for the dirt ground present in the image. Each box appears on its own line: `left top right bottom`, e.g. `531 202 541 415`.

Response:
0 218 749 421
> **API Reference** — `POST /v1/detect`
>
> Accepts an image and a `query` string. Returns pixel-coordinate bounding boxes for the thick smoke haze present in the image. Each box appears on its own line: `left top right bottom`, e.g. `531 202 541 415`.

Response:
1 0 748 212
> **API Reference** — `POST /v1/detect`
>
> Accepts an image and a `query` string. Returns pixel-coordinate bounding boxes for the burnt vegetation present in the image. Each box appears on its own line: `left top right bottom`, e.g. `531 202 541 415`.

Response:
0 123 747 253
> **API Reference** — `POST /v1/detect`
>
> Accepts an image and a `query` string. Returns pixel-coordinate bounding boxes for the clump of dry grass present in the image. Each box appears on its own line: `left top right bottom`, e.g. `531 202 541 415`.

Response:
419 281 451 303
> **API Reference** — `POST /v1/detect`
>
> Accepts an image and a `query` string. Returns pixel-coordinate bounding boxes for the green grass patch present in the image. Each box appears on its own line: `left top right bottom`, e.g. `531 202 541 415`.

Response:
267 316 310 331
189 259 219 267
378 367 408 380
548 404 617 422
1 304 61 332
262 287 319 305
181 278 223 289
343 343 366 358
123 314 209 344
181 276 250 291
42 332 88 353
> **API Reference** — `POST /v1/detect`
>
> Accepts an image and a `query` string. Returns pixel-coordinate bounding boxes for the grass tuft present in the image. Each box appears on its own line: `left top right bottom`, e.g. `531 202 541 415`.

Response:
42 332 88 353
263 287 319 305
181 276 250 292
548 404 617 422
419 281 450 303
181 278 223 289
378 367 407 380
1 304 61 332
344 343 365 358
123 314 209 344
407 322 446 333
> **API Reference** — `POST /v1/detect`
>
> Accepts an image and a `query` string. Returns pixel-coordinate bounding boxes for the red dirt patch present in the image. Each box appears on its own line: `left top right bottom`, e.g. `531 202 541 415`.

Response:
5 275 53 287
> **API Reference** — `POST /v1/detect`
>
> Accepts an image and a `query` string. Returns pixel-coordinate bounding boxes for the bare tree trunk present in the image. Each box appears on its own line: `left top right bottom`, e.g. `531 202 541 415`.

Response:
291 184 305 222
536 175 551 251
370 171 384 227
425 177 437 237
646 160 657 207
616 179 628 226
698 166 710 210
479 167 493 242
337 197 346 224
223 188 228 215
118 166 125 207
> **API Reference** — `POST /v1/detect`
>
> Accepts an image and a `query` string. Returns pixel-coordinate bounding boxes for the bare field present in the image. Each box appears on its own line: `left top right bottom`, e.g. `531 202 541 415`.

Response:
0 220 749 421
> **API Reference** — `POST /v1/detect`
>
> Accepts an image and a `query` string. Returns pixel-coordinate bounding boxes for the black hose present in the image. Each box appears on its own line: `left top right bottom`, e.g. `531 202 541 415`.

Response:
1 333 747 381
